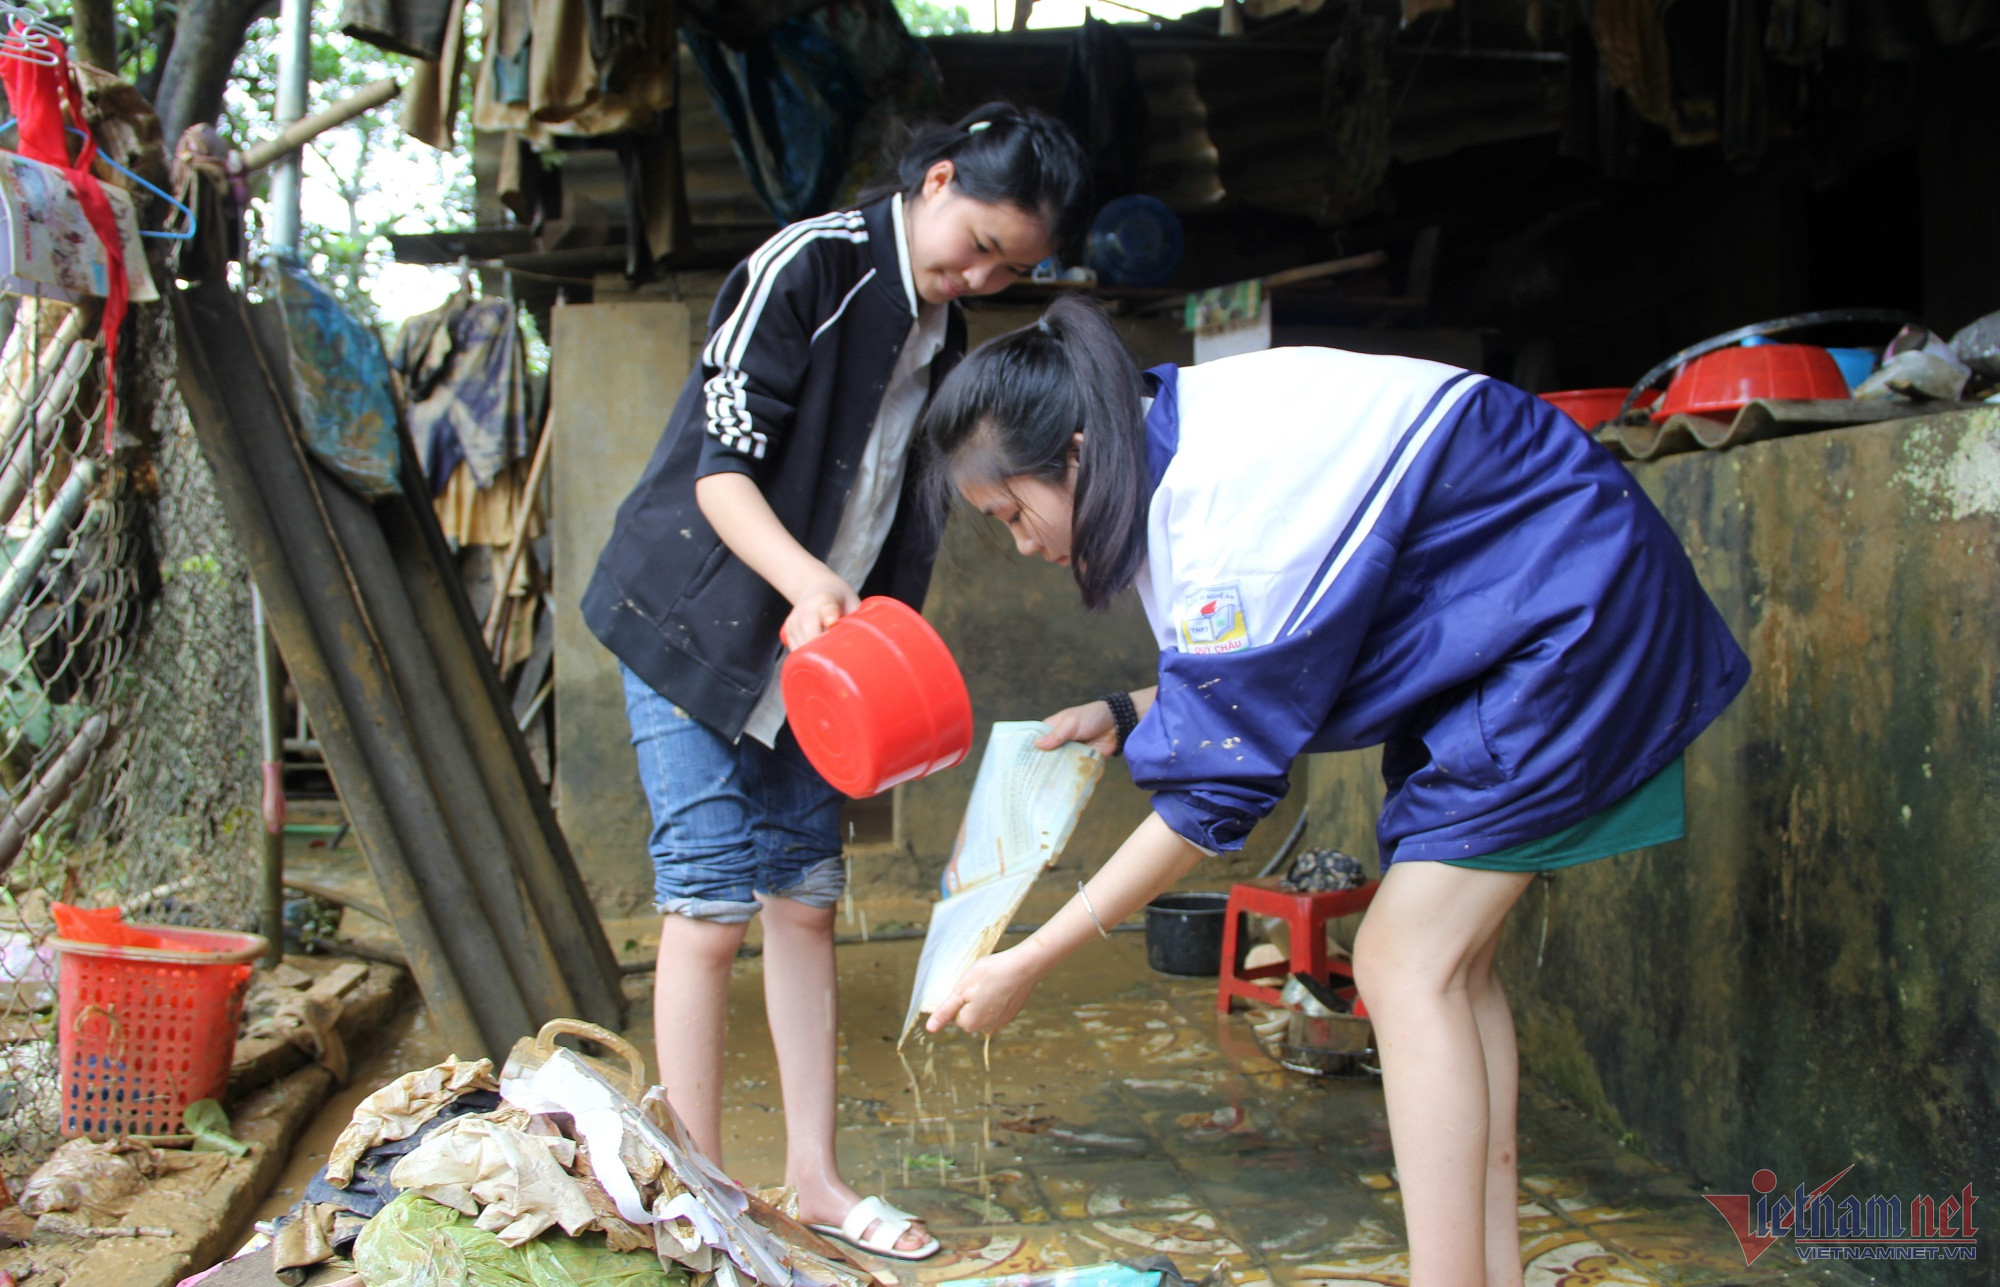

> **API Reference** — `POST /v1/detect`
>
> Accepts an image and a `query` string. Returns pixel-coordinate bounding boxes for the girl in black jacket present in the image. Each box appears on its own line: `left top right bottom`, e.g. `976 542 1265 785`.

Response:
584 105 1088 1260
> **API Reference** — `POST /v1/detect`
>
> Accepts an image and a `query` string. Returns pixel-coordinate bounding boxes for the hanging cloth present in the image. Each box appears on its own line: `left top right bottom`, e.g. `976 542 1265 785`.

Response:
0 29 127 453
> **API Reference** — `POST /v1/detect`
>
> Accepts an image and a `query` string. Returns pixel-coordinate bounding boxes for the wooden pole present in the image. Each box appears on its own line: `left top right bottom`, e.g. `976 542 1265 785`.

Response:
239 79 403 173
482 404 554 654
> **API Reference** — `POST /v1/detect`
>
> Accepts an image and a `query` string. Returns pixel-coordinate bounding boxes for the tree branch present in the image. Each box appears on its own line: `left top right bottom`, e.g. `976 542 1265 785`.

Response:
154 0 270 141
71 0 118 73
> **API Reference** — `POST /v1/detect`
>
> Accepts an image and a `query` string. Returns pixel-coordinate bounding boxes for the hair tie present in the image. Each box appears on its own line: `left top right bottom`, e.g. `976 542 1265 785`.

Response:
1036 318 1055 335
966 120 993 133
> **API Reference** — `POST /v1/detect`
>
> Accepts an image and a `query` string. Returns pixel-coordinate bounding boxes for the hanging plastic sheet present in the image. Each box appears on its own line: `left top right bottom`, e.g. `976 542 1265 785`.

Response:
683 0 939 222
270 251 405 499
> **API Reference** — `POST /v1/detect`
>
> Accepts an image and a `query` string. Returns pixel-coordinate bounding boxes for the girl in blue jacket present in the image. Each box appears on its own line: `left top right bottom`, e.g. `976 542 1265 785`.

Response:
586 109 1088 1260
920 297 1747 1287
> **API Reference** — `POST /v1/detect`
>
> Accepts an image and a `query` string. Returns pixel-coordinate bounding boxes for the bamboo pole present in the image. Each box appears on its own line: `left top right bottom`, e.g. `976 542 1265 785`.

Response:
239 79 403 173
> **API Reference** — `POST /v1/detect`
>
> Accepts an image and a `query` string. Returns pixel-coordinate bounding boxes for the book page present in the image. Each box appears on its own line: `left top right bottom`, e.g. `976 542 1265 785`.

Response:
0 151 158 304
942 722 1104 895
903 722 1103 1039
899 870 1039 1039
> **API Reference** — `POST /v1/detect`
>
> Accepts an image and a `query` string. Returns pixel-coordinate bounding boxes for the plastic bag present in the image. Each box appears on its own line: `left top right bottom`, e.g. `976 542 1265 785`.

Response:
353 1193 688 1287
269 251 404 499
184 1098 250 1157
18 1138 196 1214
51 903 177 950
1951 310 2000 382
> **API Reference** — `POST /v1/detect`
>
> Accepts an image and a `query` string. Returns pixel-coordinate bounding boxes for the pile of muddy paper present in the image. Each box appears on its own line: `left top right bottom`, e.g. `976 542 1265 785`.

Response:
258 1046 882 1287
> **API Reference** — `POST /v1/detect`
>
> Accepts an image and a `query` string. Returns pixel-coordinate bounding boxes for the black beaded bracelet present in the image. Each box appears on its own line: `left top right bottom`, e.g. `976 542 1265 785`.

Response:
1099 691 1139 756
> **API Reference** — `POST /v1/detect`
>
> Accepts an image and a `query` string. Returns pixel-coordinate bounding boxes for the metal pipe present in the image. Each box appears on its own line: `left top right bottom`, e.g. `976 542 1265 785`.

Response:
0 311 85 452
0 457 99 625
255 590 286 969
0 713 107 874
267 0 312 251
257 0 310 977
0 341 95 530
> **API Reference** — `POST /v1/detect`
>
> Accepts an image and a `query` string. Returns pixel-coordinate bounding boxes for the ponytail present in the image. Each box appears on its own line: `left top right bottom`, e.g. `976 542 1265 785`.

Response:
890 102 1092 253
922 296 1149 611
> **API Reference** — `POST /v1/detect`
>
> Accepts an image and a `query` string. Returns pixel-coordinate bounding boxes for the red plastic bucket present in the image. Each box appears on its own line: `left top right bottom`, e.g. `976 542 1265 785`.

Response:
781 596 973 799
50 905 264 1138
1655 344 1848 422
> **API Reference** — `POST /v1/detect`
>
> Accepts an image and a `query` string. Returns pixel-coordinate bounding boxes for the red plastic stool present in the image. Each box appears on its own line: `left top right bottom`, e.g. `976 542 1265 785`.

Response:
1216 877 1378 1015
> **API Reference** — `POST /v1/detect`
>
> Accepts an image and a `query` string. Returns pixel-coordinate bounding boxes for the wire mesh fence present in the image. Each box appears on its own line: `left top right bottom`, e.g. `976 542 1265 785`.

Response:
0 299 261 1187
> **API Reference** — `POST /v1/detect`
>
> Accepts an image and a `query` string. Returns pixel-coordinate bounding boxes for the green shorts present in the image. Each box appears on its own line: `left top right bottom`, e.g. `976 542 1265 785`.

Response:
1441 757 1685 873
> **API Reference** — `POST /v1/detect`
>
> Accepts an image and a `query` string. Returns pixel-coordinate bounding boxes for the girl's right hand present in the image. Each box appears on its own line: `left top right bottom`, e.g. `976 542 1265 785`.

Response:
1035 700 1119 755
782 571 861 649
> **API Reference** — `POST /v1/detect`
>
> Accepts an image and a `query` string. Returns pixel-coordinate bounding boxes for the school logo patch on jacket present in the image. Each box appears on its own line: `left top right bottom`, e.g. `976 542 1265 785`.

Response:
1180 583 1249 654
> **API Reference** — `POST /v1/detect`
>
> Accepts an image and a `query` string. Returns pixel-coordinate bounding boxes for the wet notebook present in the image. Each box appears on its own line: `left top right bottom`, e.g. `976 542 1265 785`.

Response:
900 721 1104 1041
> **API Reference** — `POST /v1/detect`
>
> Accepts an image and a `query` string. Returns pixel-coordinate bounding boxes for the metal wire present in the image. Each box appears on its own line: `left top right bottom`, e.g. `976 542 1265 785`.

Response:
0 300 260 1184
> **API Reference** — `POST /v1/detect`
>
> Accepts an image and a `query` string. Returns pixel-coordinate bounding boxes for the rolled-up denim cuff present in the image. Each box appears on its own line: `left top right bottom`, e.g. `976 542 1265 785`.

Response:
765 855 847 909
657 895 763 924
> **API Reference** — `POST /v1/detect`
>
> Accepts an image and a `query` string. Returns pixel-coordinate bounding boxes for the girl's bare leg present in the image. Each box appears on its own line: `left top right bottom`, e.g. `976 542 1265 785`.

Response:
655 913 750 1164
1468 919 1525 1287
760 894 930 1254
1352 862 1533 1287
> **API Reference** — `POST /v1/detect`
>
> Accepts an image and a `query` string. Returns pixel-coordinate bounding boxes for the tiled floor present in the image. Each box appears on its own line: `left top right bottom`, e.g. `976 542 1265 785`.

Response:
622 933 1866 1287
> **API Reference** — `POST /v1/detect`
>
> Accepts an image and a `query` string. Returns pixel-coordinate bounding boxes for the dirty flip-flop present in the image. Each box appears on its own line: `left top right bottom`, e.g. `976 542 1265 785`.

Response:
807 1195 940 1262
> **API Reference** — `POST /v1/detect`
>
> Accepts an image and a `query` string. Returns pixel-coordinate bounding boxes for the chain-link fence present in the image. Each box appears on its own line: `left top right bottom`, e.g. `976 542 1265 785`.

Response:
0 299 261 1186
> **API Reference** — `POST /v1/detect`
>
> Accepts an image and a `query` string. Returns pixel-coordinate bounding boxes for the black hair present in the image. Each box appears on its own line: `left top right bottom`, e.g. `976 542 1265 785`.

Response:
890 103 1092 254
921 295 1149 611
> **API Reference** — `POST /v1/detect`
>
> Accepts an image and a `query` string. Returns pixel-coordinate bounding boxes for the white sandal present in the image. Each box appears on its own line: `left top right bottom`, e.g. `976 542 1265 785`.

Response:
807 1194 941 1262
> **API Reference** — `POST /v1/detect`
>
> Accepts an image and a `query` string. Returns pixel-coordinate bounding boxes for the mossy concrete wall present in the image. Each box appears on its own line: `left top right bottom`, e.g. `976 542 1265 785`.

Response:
1305 410 2000 1277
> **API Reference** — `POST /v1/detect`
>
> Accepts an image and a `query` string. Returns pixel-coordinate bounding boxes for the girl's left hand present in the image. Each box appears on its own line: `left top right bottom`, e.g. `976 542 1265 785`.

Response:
926 944 1044 1034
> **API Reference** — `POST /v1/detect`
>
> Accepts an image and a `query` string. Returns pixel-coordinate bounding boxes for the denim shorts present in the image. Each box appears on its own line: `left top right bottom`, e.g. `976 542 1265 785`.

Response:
621 663 847 923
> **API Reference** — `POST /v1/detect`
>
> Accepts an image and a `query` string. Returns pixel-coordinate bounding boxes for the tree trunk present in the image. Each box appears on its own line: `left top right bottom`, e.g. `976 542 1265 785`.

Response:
71 0 118 72
154 0 269 141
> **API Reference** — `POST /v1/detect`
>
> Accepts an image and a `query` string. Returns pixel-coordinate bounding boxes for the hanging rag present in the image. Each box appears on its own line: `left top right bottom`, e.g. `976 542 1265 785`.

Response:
401 0 469 149
469 0 676 139
405 296 528 494
269 251 405 498
342 0 456 59
1058 15 1148 205
683 0 940 222
0 30 127 453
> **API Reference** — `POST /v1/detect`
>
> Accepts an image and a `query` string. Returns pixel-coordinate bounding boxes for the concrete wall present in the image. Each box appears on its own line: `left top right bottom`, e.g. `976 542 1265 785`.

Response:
549 299 693 917
1304 410 2000 1272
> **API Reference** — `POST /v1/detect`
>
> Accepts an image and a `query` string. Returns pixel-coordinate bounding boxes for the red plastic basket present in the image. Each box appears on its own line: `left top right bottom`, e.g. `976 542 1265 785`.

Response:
50 918 265 1138
781 596 973 799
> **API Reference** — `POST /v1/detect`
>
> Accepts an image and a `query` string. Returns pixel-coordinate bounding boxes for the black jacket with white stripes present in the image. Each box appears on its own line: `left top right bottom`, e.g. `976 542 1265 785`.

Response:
582 195 968 740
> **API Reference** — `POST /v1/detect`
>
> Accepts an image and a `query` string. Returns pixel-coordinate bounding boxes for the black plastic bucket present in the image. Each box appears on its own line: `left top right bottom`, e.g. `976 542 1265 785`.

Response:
1144 891 1230 976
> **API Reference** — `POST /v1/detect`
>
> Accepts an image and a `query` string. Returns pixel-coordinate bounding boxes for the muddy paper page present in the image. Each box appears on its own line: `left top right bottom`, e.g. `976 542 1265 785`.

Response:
902 722 1102 1040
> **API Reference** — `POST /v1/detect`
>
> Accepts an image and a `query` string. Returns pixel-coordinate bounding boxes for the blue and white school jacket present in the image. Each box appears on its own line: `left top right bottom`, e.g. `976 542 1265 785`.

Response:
1125 348 1749 865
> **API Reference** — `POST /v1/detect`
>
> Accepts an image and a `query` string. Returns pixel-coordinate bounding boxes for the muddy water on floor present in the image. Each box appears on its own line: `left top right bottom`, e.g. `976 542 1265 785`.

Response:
272 930 1845 1286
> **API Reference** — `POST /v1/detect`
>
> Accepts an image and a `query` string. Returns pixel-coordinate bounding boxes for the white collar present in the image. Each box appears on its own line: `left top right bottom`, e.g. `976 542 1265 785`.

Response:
889 192 919 317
